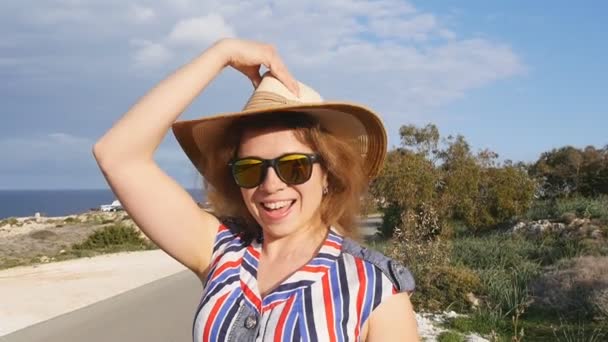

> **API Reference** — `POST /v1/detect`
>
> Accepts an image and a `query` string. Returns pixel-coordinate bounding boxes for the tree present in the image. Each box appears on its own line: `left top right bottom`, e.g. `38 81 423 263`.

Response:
530 145 608 198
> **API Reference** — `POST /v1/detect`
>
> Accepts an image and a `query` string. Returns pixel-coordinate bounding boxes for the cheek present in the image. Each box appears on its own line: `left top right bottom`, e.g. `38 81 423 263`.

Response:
241 189 256 209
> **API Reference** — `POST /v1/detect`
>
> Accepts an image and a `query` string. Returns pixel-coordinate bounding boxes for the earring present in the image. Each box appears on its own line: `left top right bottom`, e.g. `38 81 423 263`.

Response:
322 186 328 195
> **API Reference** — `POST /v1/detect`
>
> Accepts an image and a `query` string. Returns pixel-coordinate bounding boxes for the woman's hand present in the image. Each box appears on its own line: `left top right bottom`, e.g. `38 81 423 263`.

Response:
213 38 300 96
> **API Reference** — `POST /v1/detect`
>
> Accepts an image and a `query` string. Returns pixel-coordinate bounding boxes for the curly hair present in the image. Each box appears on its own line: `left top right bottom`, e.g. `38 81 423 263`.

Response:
202 112 368 241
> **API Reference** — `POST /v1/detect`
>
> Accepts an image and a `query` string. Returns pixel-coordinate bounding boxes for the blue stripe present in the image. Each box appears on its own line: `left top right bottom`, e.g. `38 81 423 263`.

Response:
308 253 338 266
201 273 239 308
361 261 376 325
329 259 345 341
243 251 259 269
242 258 257 277
213 230 234 252
327 232 343 244
269 280 314 296
210 290 241 340
372 267 384 310
337 257 350 341
283 300 299 341
223 242 245 255
218 292 241 341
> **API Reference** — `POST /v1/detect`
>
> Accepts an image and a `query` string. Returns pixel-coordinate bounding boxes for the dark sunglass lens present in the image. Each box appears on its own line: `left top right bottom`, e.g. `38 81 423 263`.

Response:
233 159 263 187
277 155 312 184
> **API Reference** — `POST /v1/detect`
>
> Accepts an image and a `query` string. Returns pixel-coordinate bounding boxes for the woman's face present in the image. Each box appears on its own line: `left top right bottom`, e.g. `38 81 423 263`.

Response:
237 126 327 239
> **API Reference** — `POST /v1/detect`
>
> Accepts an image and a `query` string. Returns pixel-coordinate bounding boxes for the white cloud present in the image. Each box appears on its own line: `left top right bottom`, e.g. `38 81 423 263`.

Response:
368 13 443 41
1 0 528 187
168 14 236 47
130 39 173 68
130 4 156 22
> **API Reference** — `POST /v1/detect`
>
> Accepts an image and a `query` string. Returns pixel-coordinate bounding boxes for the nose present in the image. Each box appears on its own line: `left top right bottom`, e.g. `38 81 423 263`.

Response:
258 165 286 193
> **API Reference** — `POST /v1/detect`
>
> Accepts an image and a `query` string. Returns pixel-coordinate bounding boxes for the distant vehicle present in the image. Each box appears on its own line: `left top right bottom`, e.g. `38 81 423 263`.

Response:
100 200 123 212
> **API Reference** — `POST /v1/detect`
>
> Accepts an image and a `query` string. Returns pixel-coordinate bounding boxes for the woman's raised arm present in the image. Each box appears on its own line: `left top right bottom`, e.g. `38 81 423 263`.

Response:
92 38 298 279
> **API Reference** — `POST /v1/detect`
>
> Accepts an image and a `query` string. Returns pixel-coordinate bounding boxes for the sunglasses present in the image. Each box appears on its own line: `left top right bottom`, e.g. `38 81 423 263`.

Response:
228 153 321 188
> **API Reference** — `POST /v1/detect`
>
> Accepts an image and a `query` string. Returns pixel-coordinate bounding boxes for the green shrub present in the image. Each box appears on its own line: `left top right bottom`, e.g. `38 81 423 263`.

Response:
532 235 586 265
0 217 20 227
437 331 465 342
72 224 153 251
527 196 608 222
64 217 80 224
379 203 403 238
411 265 481 312
449 310 509 336
526 200 557 220
452 235 537 271
29 229 58 240
556 195 608 221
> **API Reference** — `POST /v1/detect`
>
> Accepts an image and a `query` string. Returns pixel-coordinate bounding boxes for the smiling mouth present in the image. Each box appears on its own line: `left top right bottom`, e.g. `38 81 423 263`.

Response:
260 200 296 211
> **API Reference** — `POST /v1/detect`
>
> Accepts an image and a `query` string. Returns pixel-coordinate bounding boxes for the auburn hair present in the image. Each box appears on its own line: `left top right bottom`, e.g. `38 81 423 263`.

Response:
202 112 368 241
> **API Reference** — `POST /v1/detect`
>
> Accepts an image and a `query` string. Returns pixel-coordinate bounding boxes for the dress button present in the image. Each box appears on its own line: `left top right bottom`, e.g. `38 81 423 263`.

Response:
244 315 258 329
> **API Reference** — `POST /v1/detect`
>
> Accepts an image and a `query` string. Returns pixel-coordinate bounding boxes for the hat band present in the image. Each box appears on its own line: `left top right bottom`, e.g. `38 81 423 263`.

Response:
242 91 306 111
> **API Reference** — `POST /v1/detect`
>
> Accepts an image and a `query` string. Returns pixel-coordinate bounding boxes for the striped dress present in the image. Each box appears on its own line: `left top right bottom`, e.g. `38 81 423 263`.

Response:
193 222 414 342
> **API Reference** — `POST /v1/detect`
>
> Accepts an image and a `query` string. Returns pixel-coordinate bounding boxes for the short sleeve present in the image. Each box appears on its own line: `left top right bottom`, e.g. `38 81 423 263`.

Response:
208 223 238 269
201 220 243 289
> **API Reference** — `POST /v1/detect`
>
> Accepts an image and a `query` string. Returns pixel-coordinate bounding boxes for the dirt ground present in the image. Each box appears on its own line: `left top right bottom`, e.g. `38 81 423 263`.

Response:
0 211 138 268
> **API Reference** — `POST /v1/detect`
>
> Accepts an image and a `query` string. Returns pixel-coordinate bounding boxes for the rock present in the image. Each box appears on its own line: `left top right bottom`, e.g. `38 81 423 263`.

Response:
560 212 576 224
466 292 480 308
569 218 590 228
39 256 50 263
59 249 66 254
591 229 604 239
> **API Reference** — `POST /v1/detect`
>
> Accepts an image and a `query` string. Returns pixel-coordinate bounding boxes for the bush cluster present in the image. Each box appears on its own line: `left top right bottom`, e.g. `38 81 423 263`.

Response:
371 124 536 236
371 124 608 339
530 145 608 198
72 224 155 252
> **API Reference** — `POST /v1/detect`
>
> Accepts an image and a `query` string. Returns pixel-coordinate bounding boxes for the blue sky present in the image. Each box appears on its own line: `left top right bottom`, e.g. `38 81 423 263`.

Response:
1 0 606 190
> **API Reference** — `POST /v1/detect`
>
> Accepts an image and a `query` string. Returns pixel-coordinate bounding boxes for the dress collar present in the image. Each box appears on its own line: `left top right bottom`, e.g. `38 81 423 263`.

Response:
239 227 344 312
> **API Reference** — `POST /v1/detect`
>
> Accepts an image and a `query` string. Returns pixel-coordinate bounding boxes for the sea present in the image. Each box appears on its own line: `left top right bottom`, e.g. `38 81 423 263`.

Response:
0 189 206 219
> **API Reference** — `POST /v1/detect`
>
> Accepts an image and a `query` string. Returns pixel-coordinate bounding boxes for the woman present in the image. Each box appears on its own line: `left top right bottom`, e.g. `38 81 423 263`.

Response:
93 38 419 341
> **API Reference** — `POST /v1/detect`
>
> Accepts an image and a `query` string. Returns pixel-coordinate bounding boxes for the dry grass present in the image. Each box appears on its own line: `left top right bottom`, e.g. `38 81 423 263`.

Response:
531 256 608 321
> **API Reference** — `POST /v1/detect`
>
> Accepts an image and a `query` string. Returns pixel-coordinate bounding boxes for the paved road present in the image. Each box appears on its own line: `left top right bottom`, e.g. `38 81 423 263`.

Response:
1 271 202 342
2 217 382 342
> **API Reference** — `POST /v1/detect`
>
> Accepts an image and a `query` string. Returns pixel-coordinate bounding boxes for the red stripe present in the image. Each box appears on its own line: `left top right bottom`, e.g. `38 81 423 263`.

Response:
202 292 230 342
324 240 341 250
301 265 329 273
210 225 230 267
274 295 296 342
248 245 260 259
241 280 262 310
354 258 366 339
210 258 242 281
262 298 292 312
322 274 337 342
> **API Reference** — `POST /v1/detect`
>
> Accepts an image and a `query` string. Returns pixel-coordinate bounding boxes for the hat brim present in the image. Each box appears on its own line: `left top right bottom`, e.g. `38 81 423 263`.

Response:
171 102 387 188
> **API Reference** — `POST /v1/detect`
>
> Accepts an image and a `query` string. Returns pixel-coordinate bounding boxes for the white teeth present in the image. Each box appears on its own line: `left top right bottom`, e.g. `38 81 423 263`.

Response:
262 200 292 210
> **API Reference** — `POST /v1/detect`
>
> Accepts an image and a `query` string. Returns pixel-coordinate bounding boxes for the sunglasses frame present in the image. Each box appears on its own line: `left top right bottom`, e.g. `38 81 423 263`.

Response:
228 153 322 189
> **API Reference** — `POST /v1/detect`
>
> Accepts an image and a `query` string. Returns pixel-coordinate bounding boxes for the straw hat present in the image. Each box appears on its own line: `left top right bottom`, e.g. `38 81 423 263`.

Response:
171 74 387 188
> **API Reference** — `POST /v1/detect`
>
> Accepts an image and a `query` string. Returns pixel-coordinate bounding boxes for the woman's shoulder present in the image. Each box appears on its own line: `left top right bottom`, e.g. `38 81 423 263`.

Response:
217 216 260 244
340 237 415 294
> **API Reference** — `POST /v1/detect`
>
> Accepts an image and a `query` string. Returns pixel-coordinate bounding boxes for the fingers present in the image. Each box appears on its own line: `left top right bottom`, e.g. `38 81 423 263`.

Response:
242 65 262 88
